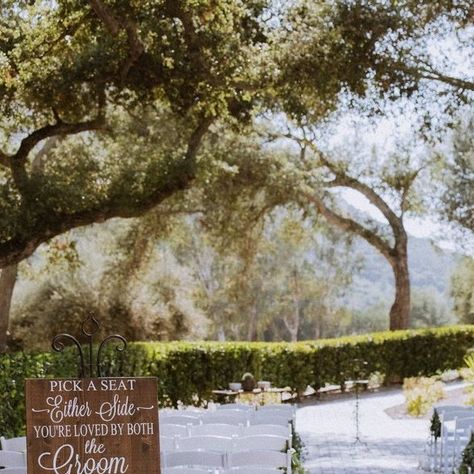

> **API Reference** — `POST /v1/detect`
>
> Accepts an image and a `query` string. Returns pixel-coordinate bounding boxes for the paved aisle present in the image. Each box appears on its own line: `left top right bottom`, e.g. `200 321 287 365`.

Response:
296 389 430 474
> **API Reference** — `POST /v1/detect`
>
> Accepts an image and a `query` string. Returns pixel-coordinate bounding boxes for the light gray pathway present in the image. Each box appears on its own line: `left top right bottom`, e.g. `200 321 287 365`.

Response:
296 388 431 473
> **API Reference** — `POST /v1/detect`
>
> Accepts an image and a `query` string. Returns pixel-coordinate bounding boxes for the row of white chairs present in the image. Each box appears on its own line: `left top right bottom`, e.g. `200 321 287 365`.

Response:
0 447 291 473
161 448 292 473
159 405 294 472
160 406 295 428
161 422 292 441
0 405 295 472
163 467 285 474
426 405 474 473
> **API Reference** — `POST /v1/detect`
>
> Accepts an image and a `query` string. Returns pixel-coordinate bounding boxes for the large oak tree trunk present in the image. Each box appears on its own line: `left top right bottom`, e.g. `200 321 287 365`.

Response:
0 264 19 352
304 189 412 331
389 243 410 330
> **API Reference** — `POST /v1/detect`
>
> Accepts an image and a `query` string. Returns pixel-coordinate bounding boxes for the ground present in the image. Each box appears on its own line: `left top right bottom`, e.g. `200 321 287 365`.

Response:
295 383 466 473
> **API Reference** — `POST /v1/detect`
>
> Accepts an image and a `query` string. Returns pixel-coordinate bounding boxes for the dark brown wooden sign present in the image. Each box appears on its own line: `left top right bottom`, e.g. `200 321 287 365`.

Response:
26 377 160 474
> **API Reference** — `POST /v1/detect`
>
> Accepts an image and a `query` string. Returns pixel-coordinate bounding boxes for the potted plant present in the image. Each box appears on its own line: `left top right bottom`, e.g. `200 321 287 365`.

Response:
241 372 256 392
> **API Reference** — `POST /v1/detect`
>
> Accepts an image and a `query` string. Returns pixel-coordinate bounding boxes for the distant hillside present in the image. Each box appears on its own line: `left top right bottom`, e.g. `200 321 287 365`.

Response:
347 235 460 311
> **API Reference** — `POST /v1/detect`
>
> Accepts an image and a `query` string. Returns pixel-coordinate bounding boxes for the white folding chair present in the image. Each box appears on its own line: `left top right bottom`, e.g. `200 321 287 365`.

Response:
161 468 216 474
440 416 474 473
249 413 290 427
258 404 295 415
160 435 178 451
255 407 295 425
160 415 201 426
161 408 205 415
244 424 292 448
228 449 291 473
0 469 27 474
451 418 474 472
177 436 233 452
224 468 282 474
0 437 26 452
216 404 255 412
200 412 248 426
436 406 474 415
441 410 474 423
190 424 244 438
161 424 190 438
212 410 252 418
163 450 225 470
0 451 26 468
232 435 287 452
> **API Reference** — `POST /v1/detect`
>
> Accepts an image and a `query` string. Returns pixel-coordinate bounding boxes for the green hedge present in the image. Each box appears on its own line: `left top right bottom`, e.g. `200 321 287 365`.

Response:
2 325 474 437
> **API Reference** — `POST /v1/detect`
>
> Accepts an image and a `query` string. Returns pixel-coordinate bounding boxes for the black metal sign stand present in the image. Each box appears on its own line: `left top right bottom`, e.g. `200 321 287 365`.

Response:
52 313 127 378
352 359 368 448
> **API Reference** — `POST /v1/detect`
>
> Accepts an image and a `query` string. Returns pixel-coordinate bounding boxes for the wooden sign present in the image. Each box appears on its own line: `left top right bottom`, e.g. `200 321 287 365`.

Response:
26 377 160 474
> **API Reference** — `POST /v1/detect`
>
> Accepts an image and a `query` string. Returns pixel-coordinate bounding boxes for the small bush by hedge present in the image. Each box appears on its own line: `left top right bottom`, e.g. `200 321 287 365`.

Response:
2 325 474 437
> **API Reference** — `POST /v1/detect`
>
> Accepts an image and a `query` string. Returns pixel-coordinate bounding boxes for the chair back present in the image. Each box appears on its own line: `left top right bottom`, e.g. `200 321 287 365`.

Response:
160 424 190 438
190 424 244 438
244 424 291 440
228 449 291 472
258 404 295 414
0 451 26 468
160 415 201 426
160 435 178 451
249 413 290 427
200 412 248 426
161 468 215 474
163 450 225 469
232 435 287 452
216 404 254 412
226 468 282 474
441 411 474 422
436 406 474 414
255 407 294 423
177 436 232 452
0 437 26 452
454 417 474 434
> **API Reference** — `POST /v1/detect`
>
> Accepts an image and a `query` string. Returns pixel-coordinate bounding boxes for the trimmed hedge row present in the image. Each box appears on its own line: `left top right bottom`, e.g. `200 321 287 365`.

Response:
2 325 474 437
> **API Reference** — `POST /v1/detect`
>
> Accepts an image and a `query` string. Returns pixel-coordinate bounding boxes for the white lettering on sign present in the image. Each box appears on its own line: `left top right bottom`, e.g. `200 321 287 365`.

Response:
38 443 129 474
95 395 136 422
49 380 83 392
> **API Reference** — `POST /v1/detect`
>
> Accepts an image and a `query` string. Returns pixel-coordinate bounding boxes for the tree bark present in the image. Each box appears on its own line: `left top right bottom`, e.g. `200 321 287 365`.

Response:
389 245 411 330
283 268 300 342
247 306 258 341
0 264 19 352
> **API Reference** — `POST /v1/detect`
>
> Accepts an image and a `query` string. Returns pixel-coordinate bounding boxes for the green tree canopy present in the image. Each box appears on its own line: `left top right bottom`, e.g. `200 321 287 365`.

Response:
0 0 270 267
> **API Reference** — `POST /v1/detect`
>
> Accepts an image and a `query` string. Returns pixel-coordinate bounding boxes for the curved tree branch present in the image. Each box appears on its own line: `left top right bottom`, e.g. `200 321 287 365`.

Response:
0 116 214 268
14 117 105 165
327 174 404 233
88 0 144 81
398 62 474 92
303 190 395 264
302 140 405 234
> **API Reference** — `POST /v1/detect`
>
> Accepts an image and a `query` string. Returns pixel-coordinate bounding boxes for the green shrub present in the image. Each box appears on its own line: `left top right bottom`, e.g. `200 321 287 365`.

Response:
459 432 474 474
2 325 474 436
403 377 445 417
430 409 441 439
